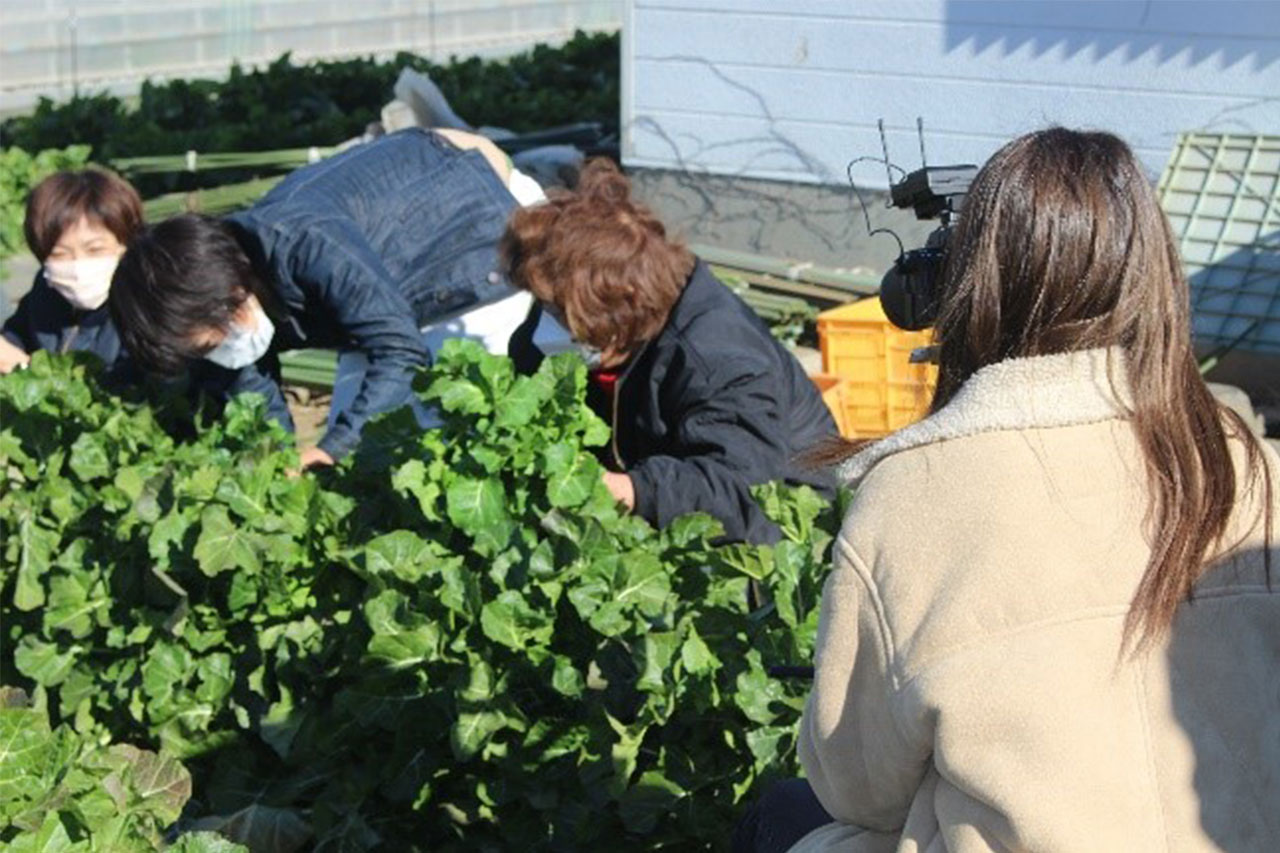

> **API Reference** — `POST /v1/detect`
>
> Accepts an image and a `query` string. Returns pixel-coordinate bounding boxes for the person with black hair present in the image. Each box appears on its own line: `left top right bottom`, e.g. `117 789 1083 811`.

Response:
110 128 542 466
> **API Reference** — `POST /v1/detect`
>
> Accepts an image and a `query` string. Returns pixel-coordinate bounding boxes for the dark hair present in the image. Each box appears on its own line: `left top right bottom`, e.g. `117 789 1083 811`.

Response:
823 128 1273 650
109 214 266 375
501 159 695 354
24 168 144 260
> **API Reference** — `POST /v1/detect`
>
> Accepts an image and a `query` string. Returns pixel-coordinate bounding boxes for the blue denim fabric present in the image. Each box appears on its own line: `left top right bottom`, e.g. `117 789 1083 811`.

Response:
225 128 516 458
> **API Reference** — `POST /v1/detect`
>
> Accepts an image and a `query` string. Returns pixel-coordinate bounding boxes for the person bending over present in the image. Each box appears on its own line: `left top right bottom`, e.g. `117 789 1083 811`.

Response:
109 128 542 467
504 160 838 544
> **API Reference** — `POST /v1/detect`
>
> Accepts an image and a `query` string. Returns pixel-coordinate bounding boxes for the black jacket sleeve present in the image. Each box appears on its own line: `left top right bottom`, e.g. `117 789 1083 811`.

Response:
625 353 788 544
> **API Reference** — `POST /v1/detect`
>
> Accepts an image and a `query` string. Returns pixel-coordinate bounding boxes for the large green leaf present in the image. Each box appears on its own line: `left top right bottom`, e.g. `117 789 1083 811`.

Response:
479 590 553 651
68 432 111 482
426 375 489 415
193 505 261 576
44 570 106 639
0 705 67 819
543 443 600 509
615 552 672 618
445 476 513 553
362 530 437 583
680 626 720 676
450 709 511 761
13 637 79 687
13 516 57 611
493 373 550 429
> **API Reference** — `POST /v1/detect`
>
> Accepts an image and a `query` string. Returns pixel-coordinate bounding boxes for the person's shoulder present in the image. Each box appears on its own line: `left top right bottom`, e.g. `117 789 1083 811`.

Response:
670 260 749 320
661 260 776 367
226 205 332 271
19 270 58 304
8 273 71 329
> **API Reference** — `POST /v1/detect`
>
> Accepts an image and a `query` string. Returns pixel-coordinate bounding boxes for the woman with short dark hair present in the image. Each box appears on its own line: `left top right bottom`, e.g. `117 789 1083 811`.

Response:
737 128 1278 852
503 160 839 544
1 168 144 380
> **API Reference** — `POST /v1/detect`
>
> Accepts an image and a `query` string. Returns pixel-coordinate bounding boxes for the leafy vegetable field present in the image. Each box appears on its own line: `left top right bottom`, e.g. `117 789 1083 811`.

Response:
1 343 840 851
0 32 619 165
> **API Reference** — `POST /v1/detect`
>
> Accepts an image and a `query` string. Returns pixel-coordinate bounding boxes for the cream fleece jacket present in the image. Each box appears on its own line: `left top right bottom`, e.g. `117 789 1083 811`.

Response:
793 348 1279 853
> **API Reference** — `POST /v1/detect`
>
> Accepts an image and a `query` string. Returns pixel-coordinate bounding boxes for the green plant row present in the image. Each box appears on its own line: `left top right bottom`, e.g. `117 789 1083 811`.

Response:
0 31 620 165
113 149 336 177
1 344 840 851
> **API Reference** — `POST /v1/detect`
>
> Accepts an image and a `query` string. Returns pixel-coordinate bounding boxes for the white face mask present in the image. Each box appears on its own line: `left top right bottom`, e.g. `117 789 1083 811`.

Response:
44 256 118 311
532 306 603 369
204 300 276 370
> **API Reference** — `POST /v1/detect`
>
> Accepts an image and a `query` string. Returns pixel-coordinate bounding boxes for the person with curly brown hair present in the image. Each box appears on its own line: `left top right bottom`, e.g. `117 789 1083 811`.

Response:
504 160 839 544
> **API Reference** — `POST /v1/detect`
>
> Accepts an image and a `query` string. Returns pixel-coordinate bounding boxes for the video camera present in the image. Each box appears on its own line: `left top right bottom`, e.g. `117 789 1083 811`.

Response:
878 163 979 331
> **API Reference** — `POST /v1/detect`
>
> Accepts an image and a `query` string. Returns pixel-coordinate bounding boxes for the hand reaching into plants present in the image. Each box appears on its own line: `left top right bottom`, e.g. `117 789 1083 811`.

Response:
297 445 335 471
602 470 635 510
0 337 30 373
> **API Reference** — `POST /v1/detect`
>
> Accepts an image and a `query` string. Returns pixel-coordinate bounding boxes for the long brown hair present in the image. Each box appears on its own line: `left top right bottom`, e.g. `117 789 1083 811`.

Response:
843 128 1273 649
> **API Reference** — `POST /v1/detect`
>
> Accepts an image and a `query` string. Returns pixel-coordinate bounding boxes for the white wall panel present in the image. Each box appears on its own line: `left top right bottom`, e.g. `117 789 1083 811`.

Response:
625 0 1280 187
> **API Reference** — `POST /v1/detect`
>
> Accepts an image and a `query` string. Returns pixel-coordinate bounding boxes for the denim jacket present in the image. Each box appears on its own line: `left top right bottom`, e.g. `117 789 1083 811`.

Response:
226 128 516 458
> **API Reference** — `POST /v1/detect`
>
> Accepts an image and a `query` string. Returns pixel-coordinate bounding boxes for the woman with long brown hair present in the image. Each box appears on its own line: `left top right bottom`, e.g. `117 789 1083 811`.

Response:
738 128 1278 852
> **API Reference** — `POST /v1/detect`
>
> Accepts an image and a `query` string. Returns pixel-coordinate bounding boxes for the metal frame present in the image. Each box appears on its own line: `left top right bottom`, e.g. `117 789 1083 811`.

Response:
1158 133 1280 355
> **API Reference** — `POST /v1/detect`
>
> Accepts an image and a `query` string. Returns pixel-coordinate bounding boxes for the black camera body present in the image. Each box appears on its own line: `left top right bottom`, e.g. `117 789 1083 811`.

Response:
879 165 978 331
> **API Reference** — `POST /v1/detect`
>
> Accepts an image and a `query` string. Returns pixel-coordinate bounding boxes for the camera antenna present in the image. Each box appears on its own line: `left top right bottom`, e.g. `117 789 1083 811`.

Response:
917 117 928 169
877 119 895 191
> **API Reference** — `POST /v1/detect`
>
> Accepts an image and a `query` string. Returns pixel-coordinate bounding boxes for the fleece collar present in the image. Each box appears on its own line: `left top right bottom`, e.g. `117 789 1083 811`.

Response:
838 347 1132 484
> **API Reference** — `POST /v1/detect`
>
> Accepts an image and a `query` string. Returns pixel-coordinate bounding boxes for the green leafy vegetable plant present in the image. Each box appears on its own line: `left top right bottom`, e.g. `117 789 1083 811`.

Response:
0 343 842 851
0 32 619 166
0 686 247 852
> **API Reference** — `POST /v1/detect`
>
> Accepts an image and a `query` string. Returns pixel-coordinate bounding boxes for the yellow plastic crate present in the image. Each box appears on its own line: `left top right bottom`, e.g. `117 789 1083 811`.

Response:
815 298 938 438
809 374 850 437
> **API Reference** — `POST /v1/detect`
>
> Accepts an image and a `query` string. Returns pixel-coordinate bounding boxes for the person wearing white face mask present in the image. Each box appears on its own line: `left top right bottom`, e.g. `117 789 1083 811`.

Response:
110 128 545 469
199 297 276 372
1 169 143 381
